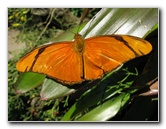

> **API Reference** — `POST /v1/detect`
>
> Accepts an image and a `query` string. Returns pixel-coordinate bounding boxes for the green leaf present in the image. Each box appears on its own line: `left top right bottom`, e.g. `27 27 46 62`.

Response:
61 67 138 121
15 72 46 93
81 8 158 38
40 78 76 100
78 93 130 121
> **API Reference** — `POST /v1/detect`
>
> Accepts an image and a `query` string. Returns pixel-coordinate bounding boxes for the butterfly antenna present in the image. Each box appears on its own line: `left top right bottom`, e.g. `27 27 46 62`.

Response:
79 8 90 25
76 8 90 34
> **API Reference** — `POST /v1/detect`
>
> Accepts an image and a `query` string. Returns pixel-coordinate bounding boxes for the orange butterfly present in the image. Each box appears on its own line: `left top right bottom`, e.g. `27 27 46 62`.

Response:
16 34 152 85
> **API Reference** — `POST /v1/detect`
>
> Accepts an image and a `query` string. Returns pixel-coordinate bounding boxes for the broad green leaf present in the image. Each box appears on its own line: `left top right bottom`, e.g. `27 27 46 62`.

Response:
61 65 138 121
15 72 46 93
40 78 76 100
81 8 158 38
78 93 130 121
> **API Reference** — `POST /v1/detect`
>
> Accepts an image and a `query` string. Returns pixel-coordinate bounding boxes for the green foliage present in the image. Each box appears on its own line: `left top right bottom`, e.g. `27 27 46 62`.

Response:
69 8 101 18
8 8 30 29
69 8 84 17
62 68 139 121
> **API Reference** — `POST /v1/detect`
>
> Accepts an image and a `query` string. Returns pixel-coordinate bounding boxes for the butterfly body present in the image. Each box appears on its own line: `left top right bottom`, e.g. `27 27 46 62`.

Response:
16 34 152 85
74 34 85 54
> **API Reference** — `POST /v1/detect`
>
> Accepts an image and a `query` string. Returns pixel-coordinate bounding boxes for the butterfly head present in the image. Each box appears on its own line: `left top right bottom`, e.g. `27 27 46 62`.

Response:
73 34 85 54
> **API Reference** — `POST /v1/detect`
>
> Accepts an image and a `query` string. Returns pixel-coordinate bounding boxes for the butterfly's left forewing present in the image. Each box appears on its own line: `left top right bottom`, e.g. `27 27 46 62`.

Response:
16 42 84 85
